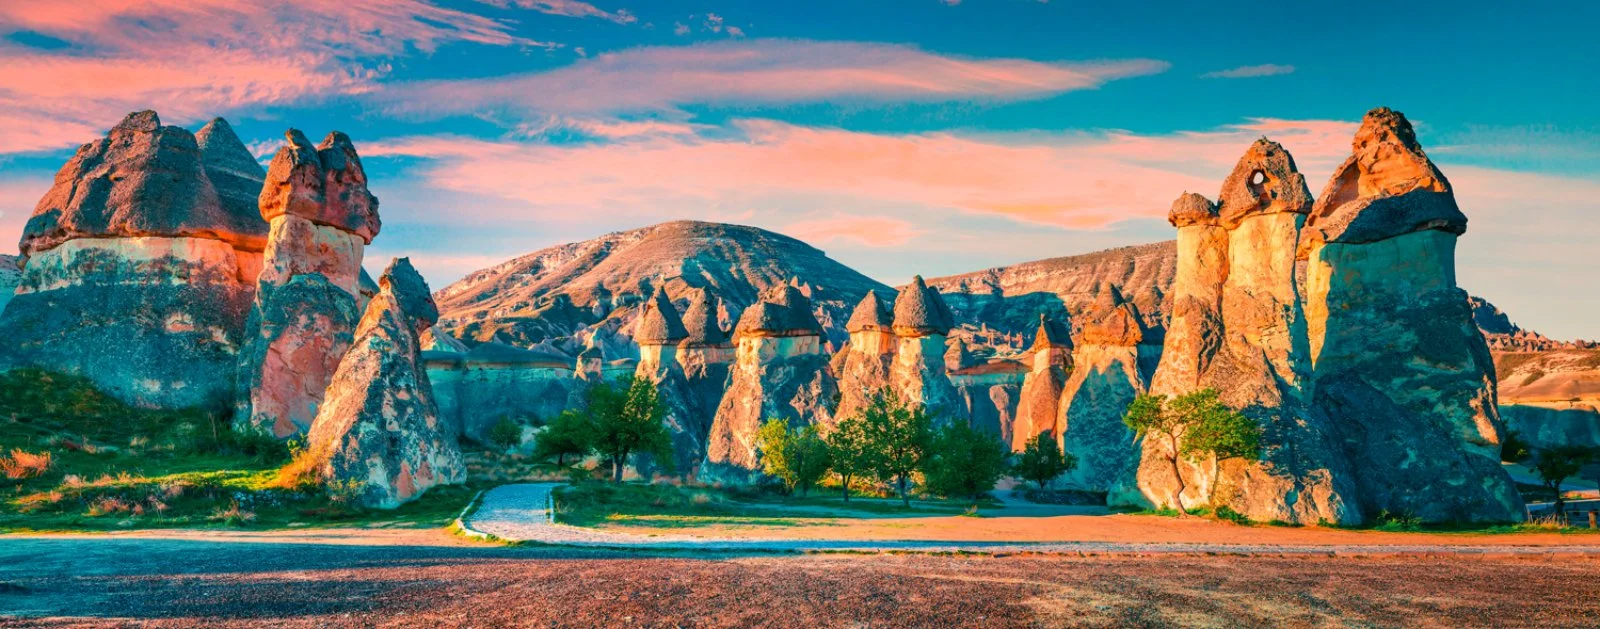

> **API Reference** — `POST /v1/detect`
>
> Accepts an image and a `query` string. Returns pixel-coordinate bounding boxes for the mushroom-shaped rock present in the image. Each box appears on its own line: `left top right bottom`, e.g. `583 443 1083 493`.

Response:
303 257 464 509
20 110 265 256
734 285 822 337
892 276 953 337
680 289 729 347
1077 285 1146 347
847 290 893 333
1303 107 1466 249
1168 192 1219 228
635 289 689 345
1031 314 1073 351
259 130 381 243
1215 139 1314 228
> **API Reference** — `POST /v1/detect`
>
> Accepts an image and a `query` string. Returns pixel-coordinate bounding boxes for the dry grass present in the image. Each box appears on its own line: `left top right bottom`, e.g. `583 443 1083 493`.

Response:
1 448 53 479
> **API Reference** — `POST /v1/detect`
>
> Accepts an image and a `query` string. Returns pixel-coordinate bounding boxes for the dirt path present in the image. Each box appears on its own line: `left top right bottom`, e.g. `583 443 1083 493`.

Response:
465 483 1600 555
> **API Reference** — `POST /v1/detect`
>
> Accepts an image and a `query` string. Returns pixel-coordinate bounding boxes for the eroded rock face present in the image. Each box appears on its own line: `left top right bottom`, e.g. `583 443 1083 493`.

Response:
1058 286 1150 492
634 289 709 473
703 286 837 481
678 288 735 449
834 290 897 421
236 129 379 437
1012 315 1072 452
1302 108 1522 523
304 258 464 508
1123 140 1362 525
0 111 266 409
890 278 962 422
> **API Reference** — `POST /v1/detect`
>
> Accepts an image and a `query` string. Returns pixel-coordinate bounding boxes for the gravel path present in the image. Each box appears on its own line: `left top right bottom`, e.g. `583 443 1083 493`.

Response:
462 483 1600 556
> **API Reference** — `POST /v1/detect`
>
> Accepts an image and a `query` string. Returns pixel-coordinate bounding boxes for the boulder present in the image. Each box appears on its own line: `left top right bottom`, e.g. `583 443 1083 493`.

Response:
0 111 265 410
1302 108 1523 522
236 129 379 437
704 285 837 481
304 258 464 508
1058 285 1151 492
1122 140 1362 525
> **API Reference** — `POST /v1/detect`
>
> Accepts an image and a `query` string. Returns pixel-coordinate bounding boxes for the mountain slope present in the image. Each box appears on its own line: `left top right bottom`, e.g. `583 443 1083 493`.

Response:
435 221 890 351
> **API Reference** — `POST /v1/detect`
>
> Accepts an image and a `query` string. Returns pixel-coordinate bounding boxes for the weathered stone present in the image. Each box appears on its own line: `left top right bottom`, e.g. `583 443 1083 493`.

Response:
236 130 378 437
0 112 265 410
890 279 962 423
892 276 954 338
1058 285 1151 492
634 289 710 473
1012 315 1072 451
304 258 464 508
704 285 837 482
677 289 735 464
834 291 897 421
1302 108 1522 523
1123 139 1362 525
951 360 1027 441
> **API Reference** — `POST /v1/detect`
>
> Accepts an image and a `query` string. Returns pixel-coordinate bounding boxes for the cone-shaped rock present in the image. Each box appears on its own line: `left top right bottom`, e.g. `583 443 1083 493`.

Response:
835 290 898 420
1058 284 1152 492
1013 314 1072 451
1301 107 1522 522
304 258 464 508
632 288 704 472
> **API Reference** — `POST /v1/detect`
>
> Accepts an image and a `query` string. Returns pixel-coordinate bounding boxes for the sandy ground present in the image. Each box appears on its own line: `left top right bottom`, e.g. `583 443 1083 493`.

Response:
477 483 1600 551
3 528 1600 627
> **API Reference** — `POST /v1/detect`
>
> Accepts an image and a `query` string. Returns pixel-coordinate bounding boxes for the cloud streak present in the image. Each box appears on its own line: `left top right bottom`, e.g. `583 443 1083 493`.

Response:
1200 63 1295 79
375 39 1169 119
479 0 636 24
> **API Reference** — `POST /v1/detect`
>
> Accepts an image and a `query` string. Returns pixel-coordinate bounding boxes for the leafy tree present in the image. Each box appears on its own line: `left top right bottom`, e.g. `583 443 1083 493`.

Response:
1500 430 1532 464
588 376 675 483
489 417 525 450
1534 445 1598 521
824 415 873 503
533 410 594 467
1122 389 1261 515
756 419 832 496
922 421 1009 504
1014 433 1076 490
859 391 934 508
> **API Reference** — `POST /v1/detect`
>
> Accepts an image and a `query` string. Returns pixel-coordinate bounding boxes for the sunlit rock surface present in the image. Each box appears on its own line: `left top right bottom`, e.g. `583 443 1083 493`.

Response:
305 258 464 508
0 111 265 409
1058 285 1153 492
1012 315 1072 452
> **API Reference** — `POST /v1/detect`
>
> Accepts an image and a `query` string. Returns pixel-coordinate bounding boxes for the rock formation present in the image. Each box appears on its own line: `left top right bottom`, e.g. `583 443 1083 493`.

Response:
1495 347 1600 449
1123 139 1362 525
677 288 736 444
633 288 706 472
429 342 581 442
0 255 20 315
1012 315 1072 451
1301 108 1523 522
950 358 1027 442
890 277 962 421
1057 285 1152 491
833 290 897 420
0 111 267 409
235 129 379 437
703 285 837 481
304 258 464 508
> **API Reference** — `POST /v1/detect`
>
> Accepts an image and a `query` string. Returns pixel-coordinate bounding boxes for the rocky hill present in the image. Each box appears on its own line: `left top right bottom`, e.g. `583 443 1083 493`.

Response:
434 221 890 354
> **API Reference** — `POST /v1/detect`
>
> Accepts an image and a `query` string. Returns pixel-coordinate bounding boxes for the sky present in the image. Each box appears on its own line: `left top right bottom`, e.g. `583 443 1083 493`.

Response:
0 0 1595 340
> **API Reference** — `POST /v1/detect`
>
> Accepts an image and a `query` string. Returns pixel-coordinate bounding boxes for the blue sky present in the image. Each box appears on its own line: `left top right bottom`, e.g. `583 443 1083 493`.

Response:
0 0 1595 339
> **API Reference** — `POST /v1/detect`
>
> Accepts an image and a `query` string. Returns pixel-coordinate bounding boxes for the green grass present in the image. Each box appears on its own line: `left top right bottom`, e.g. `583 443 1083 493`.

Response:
0 369 475 532
552 481 975 530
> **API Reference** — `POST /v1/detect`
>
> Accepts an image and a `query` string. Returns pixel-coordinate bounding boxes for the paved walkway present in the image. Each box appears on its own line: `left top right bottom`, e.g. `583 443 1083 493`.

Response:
460 483 1600 556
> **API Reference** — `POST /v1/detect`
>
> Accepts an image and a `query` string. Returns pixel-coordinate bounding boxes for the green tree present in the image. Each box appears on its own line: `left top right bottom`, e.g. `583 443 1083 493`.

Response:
1122 389 1261 515
1534 445 1598 521
824 415 873 503
1013 433 1076 490
922 421 1009 504
756 419 833 496
1500 430 1532 464
533 410 594 467
859 391 934 508
588 376 675 483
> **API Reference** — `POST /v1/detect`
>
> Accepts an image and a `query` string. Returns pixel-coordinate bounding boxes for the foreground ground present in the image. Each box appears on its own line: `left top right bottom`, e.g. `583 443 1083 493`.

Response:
2 528 1599 627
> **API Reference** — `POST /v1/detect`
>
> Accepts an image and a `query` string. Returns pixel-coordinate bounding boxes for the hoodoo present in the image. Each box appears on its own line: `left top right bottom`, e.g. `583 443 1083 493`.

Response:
1301 107 1523 522
1058 284 1151 492
0 111 267 409
236 129 380 437
1012 314 1072 451
833 290 898 420
889 277 962 420
633 288 706 472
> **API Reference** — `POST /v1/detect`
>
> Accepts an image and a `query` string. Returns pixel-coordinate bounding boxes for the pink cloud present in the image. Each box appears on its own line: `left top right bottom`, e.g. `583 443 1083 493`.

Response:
513 116 706 140
479 0 636 24
0 0 539 154
785 214 925 248
376 39 1169 118
1200 64 1296 79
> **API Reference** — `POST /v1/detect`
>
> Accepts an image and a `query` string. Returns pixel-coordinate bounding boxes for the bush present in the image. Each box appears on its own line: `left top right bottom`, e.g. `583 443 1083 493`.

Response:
1374 509 1422 531
489 417 524 449
756 419 832 496
1 449 53 480
921 421 1008 503
1213 505 1250 525
1014 434 1074 490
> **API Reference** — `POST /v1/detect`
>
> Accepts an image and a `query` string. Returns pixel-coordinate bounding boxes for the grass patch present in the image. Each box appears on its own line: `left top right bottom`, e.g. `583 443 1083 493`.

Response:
0 369 474 532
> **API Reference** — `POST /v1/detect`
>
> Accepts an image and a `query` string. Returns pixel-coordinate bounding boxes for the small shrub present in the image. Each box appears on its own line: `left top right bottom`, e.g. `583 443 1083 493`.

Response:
87 495 134 517
1 449 53 479
489 417 524 449
1213 505 1250 525
210 501 257 525
1374 509 1423 531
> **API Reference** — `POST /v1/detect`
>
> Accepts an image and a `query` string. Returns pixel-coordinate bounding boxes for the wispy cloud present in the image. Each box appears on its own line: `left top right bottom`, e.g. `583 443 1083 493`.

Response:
0 0 540 154
479 0 636 25
785 214 925 247
1200 63 1295 79
374 39 1169 119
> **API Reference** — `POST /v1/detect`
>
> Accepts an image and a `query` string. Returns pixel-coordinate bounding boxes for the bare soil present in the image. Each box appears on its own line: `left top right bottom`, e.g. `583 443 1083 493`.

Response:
2 529 1599 627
